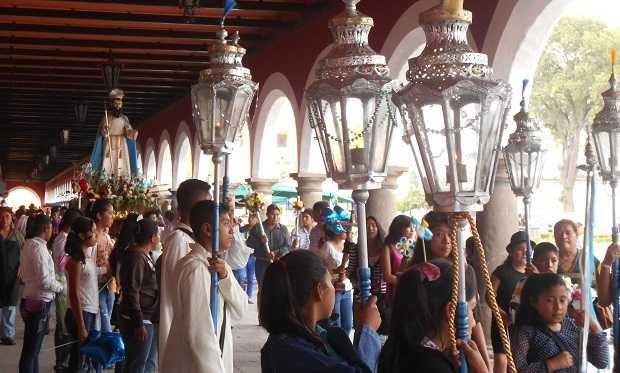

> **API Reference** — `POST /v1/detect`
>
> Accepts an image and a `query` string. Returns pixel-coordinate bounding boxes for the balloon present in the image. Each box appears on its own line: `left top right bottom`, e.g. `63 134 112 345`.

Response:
80 330 125 368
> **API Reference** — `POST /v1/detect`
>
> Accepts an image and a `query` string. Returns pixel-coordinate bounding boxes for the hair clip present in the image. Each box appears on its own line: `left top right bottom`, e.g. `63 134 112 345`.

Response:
413 262 441 282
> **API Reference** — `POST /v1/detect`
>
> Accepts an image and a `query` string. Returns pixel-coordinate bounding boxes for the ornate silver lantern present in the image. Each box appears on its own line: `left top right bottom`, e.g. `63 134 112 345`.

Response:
503 80 545 264
394 2 514 371
191 26 258 326
591 51 620 368
103 58 121 92
305 0 398 303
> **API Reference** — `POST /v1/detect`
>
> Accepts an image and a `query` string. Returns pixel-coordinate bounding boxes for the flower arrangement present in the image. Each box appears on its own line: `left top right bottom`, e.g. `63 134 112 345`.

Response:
292 198 304 212
72 163 159 218
396 236 415 258
244 192 266 214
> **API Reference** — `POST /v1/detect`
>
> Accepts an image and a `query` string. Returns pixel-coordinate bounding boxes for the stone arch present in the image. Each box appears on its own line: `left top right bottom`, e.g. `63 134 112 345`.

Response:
483 0 575 110
144 138 157 181
6 186 42 208
229 125 251 183
173 121 193 188
192 137 214 182
251 73 299 179
157 130 173 187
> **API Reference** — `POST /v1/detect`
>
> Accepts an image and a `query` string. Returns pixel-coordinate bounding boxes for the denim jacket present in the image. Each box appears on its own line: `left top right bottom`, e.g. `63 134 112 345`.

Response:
261 325 381 373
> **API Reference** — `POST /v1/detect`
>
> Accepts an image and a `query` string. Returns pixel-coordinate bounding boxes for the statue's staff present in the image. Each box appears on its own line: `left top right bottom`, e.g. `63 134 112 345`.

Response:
103 100 114 172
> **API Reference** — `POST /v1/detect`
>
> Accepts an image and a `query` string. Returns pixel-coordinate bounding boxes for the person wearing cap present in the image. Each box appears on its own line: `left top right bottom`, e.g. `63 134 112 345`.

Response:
490 231 531 373
90 88 139 179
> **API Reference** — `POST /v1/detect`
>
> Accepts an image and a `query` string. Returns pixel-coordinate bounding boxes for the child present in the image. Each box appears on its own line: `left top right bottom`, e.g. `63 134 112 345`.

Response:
512 273 608 372
378 258 488 373
260 250 382 373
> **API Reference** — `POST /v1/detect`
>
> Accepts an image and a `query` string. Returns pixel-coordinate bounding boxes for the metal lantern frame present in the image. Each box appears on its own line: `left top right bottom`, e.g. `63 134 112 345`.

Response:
103 58 121 92
191 27 258 326
393 2 514 372
503 81 546 264
305 0 398 303
591 55 620 371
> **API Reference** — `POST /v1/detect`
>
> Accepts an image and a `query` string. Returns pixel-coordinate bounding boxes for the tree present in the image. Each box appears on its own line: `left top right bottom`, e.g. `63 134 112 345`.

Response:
396 172 429 213
531 17 616 212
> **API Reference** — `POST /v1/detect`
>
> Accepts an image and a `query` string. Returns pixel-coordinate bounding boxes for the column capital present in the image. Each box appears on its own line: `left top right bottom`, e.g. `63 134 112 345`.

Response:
245 178 278 194
382 166 408 190
290 172 326 193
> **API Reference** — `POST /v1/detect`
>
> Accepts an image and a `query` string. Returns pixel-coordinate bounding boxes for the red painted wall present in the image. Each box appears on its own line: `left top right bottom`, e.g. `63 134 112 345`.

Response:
6 180 46 205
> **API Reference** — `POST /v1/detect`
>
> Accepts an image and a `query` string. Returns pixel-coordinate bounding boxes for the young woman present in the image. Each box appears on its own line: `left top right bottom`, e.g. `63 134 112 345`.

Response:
89 199 115 333
512 273 608 372
64 216 101 373
410 211 491 370
319 211 353 335
381 215 413 304
260 250 382 373
490 231 529 373
119 218 160 373
378 259 487 373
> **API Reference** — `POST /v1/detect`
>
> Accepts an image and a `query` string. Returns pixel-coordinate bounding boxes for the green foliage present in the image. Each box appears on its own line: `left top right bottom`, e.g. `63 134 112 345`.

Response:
396 173 429 213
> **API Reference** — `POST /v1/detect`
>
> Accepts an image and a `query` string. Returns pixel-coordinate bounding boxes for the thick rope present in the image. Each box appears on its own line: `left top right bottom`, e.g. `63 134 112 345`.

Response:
465 213 516 373
447 212 463 358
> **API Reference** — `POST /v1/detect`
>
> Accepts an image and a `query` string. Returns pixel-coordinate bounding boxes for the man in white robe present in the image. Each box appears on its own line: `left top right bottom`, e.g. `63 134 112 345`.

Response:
161 200 247 373
158 179 211 363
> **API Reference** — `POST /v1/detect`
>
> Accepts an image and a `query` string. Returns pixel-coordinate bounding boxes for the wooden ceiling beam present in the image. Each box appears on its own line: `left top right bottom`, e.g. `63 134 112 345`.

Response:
3 53 210 67
3 72 195 84
0 0 304 20
2 47 210 63
0 78 188 91
0 30 218 46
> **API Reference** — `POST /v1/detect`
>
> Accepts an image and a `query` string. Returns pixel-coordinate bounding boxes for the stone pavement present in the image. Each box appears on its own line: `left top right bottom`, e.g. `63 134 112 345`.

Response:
0 299 267 373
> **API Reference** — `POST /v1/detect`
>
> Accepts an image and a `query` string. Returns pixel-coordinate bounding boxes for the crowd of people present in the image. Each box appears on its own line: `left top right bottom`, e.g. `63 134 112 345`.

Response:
0 178 618 372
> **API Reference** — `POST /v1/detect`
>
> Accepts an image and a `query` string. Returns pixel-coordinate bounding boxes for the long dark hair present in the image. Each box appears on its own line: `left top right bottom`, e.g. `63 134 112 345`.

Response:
134 218 158 246
259 250 328 349
515 273 567 328
65 217 95 264
109 213 139 272
58 208 83 232
412 211 449 265
384 215 412 247
379 259 475 372
88 199 112 222
367 216 385 249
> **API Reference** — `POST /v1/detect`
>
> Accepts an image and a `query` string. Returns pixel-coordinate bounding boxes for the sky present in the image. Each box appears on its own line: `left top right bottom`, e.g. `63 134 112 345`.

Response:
563 0 620 28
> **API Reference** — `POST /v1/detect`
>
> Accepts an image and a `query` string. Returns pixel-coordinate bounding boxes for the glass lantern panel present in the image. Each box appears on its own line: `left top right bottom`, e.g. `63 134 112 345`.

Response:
321 98 346 174
506 150 523 191
594 130 611 177
227 87 252 145
344 97 368 174
612 130 620 177
367 95 392 175
475 97 503 191
191 84 215 150
453 101 482 192
525 150 541 192
214 86 233 143
419 104 449 192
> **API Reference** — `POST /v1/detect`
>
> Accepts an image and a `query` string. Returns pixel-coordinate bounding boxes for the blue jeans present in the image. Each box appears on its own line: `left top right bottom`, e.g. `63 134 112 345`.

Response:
332 290 353 335
246 255 256 298
98 285 115 333
19 299 52 373
233 268 247 289
66 310 102 373
144 324 158 373
120 319 156 373
0 305 16 338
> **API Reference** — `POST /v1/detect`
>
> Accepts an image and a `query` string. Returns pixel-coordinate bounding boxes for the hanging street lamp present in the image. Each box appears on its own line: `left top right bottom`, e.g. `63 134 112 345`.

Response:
103 58 121 92
191 26 258 326
305 0 398 303
591 49 620 371
393 1 514 372
503 80 545 265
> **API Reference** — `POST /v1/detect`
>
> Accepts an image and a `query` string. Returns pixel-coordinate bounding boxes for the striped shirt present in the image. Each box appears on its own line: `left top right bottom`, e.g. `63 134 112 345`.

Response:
346 242 387 298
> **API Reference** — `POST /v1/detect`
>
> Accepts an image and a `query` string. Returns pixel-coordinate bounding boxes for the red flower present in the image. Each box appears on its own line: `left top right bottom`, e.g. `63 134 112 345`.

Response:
415 262 441 282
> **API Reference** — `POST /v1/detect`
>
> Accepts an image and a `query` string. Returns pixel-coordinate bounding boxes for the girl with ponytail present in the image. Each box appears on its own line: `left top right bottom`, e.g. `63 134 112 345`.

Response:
259 250 382 373
119 218 160 373
64 216 101 372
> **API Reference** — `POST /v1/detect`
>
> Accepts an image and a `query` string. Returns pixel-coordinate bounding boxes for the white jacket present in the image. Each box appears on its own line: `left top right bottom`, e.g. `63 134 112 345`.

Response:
160 242 248 373
224 225 253 270
158 222 194 364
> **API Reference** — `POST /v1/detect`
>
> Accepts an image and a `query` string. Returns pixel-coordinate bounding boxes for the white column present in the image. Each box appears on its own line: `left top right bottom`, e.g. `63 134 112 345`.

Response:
246 178 278 206
291 173 326 208
366 166 408 232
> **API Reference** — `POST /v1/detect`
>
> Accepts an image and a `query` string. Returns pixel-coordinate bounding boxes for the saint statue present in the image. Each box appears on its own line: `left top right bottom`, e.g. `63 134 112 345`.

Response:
90 89 139 178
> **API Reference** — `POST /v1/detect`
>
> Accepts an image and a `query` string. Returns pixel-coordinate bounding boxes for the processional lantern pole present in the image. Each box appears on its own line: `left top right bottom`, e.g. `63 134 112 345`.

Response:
392 0 513 371
305 0 398 304
503 79 546 265
591 49 620 370
191 21 258 325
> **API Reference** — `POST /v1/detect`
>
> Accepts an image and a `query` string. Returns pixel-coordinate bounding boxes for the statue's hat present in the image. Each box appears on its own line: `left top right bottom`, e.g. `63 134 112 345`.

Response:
109 89 124 100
